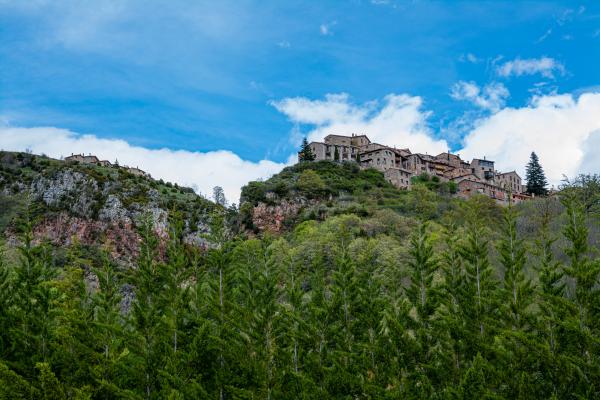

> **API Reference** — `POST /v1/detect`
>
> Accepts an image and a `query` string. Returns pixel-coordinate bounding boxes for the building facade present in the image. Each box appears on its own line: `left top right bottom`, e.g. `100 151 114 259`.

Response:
302 134 531 204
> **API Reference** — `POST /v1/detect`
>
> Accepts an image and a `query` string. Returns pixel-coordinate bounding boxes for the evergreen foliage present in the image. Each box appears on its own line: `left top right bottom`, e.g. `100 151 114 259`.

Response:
525 152 549 196
298 138 316 162
1 173 600 398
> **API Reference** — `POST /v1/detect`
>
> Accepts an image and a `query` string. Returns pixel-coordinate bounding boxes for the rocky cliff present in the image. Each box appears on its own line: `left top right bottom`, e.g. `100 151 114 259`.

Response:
0 151 221 264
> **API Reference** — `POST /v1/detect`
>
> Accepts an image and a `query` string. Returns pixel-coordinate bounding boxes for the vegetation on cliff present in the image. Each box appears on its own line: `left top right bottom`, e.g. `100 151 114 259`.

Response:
0 152 600 399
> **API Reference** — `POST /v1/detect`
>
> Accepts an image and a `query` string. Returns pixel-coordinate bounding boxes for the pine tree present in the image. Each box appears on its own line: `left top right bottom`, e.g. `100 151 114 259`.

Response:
497 203 533 330
0 245 12 358
440 224 467 384
333 146 340 162
0 360 36 399
561 194 600 361
298 137 316 162
89 248 130 398
127 215 166 399
525 152 548 196
459 221 497 358
404 223 445 397
10 209 59 379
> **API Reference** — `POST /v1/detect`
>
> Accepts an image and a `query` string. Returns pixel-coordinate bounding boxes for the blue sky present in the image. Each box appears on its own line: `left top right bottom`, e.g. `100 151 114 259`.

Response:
1 1 599 200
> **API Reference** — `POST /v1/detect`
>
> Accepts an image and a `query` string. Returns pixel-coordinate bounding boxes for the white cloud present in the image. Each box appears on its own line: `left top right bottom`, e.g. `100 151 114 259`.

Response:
450 81 509 112
578 129 600 175
460 92 600 187
319 21 336 36
497 57 565 79
277 40 291 48
466 53 479 63
271 93 448 154
0 126 290 203
458 53 480 63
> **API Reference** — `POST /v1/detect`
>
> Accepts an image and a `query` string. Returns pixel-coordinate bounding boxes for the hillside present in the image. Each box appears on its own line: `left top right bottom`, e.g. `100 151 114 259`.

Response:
1 152 600 398
240 160 459 232
0 151 222 265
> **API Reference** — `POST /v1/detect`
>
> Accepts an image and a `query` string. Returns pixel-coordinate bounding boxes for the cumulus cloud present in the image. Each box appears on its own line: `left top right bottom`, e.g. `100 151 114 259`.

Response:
450 81 509 111
460 92 600 187
578 129 600 175
270 93 448 154
0 126 290 203
496 57 565 79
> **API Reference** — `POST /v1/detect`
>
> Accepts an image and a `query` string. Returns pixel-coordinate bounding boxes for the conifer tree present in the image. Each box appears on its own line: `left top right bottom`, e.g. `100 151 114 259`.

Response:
459 221 497 358
404 223 444 397
497 203 533 330
525 152 548 196
298 137 316 162
36 362 65 400
334 146 340 162
440 224 467 383
10 209 59 379
561 194 600 361
0 360 36 399
0 246 11 357
127 215 166 398
89 248 130 398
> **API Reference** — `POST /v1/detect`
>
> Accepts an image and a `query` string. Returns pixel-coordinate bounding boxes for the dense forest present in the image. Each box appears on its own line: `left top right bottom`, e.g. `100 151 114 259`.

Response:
1 156 600 399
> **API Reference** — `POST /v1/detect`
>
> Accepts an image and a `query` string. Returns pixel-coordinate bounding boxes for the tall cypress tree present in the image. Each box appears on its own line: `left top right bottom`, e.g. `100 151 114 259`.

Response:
298 138 316 162
525 152 548 196
404 223 444 397
497 203 532 330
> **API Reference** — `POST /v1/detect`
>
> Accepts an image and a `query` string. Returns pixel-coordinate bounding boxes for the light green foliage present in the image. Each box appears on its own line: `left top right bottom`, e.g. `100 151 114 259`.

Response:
296 169 326 198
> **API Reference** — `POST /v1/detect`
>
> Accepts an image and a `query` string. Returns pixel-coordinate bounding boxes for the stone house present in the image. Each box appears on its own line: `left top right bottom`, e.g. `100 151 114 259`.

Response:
65 153 100 164
307 133 370 162
453 175 509 203
359 148 398 171
126 166 149 177
495 171 522 193
384 167 413 189
470 158 495 182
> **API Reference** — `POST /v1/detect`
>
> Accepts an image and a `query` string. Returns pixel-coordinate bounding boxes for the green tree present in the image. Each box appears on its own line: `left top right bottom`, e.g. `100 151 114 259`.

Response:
298 137 316 162
333 146 340 162
404 223 446 396
525 152 548 196
497 203 533 330
296 169 326 198
9 210 59 380
459 221 497 358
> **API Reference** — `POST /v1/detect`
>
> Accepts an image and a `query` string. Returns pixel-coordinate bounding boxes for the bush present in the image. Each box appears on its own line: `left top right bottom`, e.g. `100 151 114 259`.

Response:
296 170 326 198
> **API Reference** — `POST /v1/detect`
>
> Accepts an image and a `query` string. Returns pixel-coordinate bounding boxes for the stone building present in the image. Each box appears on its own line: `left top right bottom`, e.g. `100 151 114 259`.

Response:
359 147 398 171
125 166 149 177
307 133 370 162
65 153 100 164
384 167 413 189
470 158 495 182
495 171 522 193
302 133 531 204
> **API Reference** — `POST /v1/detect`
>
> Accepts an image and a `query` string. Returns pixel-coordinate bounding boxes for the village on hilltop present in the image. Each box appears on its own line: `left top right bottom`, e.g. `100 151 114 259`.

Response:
301 134 533 204
64 153 150 178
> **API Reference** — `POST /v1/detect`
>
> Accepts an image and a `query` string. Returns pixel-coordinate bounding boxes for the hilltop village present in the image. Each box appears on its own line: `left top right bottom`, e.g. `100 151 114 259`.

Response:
64 153 150 178
302 134 533 204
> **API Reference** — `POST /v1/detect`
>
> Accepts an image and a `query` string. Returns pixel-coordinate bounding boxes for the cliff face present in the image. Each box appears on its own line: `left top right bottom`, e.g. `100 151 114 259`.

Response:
0 152 219 263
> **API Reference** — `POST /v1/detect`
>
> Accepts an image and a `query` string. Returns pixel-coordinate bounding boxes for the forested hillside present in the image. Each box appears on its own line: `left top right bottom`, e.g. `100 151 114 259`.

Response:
1 156 600 399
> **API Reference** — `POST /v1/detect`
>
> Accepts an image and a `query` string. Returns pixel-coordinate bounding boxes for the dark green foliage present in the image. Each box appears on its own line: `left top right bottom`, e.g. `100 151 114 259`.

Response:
1 162 600 398
525 152 548 196
298 137 316 162
412 173 458 194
